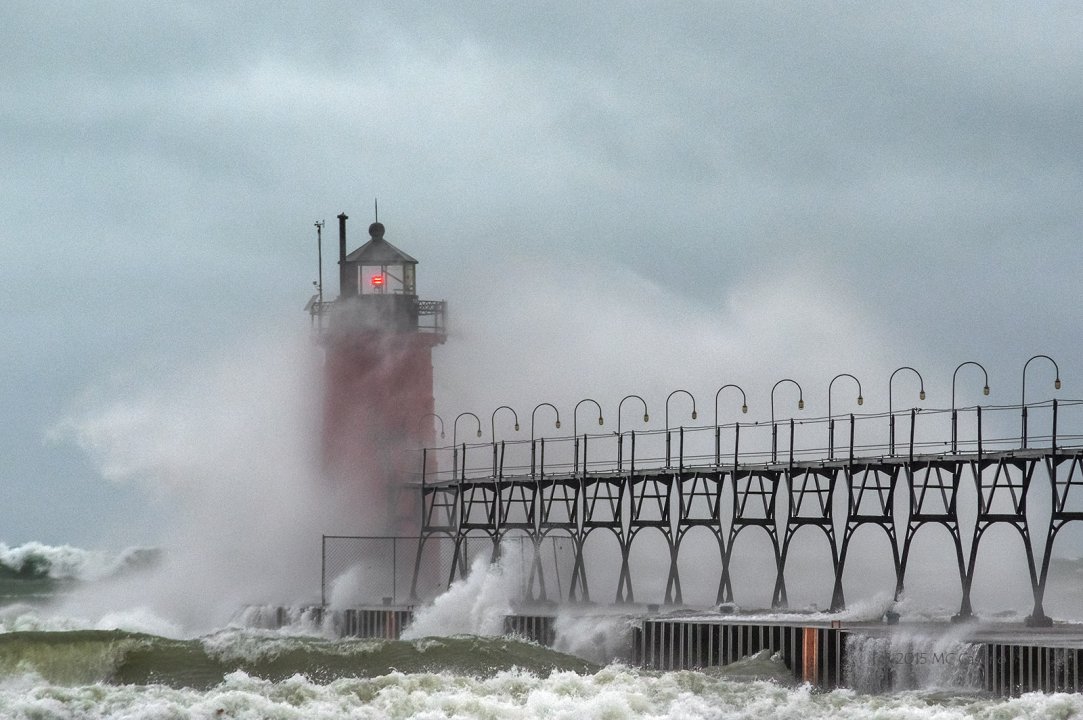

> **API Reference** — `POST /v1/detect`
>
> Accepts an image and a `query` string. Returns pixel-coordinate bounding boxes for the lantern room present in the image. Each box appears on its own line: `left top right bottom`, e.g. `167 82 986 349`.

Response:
347 221 417 296
324 213 446 337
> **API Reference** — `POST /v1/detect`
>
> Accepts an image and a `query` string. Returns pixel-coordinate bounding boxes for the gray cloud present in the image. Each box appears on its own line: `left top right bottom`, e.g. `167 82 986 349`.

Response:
1 2 1081 546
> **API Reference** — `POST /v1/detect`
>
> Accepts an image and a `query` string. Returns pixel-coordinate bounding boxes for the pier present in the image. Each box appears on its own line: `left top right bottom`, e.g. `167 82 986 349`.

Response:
302 338 1083 695
413 396 1083 625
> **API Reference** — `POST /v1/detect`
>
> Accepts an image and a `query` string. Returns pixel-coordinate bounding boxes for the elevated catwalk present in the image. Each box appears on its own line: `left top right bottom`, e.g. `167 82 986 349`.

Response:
416 399 1083 624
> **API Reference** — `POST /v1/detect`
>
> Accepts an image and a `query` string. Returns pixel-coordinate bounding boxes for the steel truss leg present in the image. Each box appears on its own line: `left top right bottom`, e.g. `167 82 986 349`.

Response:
614 531 634 604
663 532 682 605
524 536 548 603
409 532 434 602
1030 520 1063 627
447 533 470 588
718 530 739 605
566 531 591 603
770 529 787 609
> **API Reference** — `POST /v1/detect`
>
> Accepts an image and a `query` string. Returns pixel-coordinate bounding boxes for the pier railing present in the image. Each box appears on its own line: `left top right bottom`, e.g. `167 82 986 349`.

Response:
422 400 1083 484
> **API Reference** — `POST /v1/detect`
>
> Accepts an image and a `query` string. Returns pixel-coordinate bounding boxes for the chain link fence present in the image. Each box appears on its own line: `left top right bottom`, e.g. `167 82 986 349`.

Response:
321 533 578 606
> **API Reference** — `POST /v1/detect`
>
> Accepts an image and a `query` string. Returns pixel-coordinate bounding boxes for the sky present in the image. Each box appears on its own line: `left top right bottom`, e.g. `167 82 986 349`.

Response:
1 2 1082 556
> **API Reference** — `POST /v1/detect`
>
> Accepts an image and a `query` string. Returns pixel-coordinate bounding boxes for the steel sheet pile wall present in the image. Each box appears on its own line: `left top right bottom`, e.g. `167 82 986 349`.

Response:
337 608 414 639
503 615 557 646
632 620 843 687
985 644 1083 696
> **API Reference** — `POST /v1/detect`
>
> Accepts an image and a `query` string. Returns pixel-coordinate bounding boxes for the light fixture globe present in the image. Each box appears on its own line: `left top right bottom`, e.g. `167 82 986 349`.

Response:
643 413 650 423
857 396 864 406
514 423 520 431
598 417 604 426
555 420 561 429
798 399 805 410
741 404 748 414
919 390 926 401
983 385 990 396
691 410 698 420
1056 379 1063 390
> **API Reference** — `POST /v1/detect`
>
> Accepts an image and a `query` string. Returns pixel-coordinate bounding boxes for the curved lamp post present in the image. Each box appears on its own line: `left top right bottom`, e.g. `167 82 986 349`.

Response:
573 398 604 473
770 379 804 463
418 412 446 441
827 373 864 459
489 405 520 477
713 384 748 466
665 390 697 467
617 394 649 471
530 402 561 476
452 412 483 481
1021 355 1061 449
888 367 925 455
490 405 520 440
951 361 990 453
453 411 483 446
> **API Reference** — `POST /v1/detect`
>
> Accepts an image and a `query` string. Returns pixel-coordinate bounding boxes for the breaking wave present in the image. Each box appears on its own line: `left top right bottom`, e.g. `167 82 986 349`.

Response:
0 543 160 582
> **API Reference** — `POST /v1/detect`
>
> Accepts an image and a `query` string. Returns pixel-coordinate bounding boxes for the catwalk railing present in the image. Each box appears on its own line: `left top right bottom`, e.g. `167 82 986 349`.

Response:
414 399 1083 625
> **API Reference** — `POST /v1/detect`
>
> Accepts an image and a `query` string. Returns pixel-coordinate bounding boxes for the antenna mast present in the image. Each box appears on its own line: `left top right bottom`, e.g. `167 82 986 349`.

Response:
315 219 324 306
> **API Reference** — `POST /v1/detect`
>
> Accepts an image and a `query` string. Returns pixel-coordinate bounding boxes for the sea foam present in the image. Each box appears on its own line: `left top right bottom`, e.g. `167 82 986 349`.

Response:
0 664 1079 720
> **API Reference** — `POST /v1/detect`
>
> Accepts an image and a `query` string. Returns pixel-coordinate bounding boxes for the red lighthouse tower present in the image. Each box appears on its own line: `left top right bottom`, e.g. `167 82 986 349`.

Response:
310 213 446 533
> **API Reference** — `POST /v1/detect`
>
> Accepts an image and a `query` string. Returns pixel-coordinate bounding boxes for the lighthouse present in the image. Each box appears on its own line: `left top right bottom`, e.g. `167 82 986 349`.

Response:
309 213 446 533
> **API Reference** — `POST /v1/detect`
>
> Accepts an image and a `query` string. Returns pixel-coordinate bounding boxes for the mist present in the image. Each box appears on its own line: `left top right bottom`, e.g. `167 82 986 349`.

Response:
51 322 347 633
434 254 903 424
38 239 1080 630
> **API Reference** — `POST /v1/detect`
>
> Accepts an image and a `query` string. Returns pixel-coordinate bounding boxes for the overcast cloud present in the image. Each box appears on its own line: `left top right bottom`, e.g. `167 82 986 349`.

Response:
1 2 1081 548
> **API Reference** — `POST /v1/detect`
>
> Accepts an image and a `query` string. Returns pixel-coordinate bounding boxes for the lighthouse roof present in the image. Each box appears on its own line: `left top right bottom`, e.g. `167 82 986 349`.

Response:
344 222 418 265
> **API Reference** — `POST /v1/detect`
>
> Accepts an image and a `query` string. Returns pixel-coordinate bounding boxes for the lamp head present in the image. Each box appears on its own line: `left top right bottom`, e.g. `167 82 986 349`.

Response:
514 423 520 432
983 385 990 396
643 413 650 423
476 429 482 438
857 395 864 406
798 399 805 410
919 390 926 401
1056 378 1063 390
741 404 748 414
440 431 445 439
598 416 604 426
691 410 698 420
555 420 561 429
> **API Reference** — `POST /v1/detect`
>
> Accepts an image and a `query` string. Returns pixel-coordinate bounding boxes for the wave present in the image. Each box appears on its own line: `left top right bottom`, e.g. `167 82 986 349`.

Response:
0 628 595 689
0 543 160 583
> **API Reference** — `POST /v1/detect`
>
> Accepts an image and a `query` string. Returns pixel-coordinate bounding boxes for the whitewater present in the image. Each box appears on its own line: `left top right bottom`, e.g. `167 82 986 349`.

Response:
0 541 1082 719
